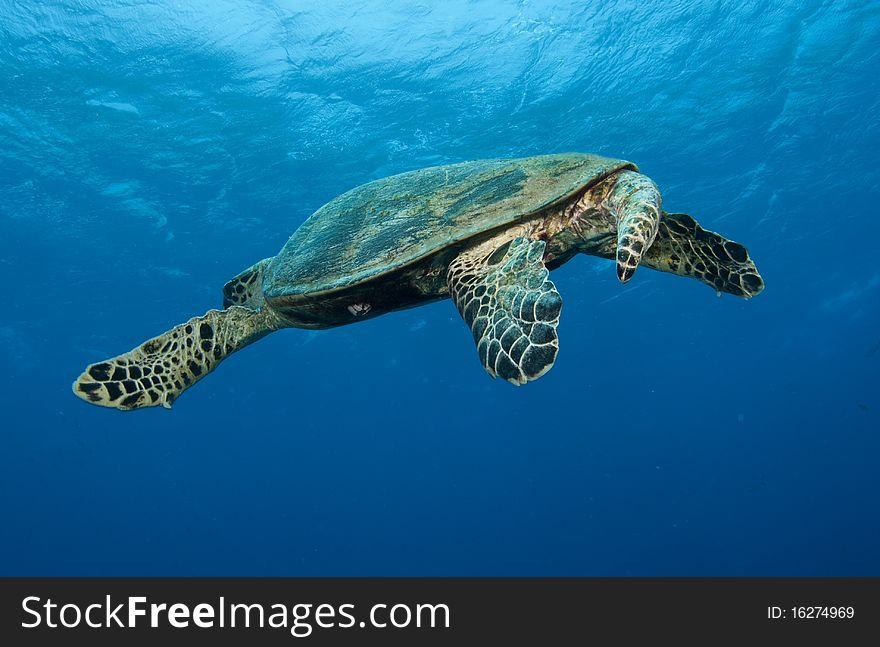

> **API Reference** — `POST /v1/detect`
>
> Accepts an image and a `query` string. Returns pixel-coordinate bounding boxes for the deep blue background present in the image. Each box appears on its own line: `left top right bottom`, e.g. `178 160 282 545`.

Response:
1 1 878 575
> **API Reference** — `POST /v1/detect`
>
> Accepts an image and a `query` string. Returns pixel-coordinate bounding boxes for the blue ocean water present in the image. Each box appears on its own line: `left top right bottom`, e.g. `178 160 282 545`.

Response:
1 0 878 576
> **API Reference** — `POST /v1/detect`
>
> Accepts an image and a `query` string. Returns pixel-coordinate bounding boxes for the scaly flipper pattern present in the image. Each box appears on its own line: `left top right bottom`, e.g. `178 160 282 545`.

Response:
72 306 279 410
448 236 562 385
642 212 764 297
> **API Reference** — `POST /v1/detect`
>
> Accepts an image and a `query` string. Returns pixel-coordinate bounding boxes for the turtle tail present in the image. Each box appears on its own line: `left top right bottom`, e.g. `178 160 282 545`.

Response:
72 306 280 411
222 257 272 309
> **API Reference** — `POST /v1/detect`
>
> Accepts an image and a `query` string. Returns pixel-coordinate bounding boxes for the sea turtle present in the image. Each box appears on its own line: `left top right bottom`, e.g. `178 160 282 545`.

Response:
73 153 764 411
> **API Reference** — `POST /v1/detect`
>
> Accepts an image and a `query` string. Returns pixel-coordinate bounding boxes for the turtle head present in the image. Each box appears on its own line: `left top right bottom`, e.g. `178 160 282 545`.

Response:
605 170 662 283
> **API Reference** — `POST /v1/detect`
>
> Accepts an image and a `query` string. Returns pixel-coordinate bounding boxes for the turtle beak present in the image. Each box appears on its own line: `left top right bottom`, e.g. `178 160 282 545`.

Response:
607 170 662 283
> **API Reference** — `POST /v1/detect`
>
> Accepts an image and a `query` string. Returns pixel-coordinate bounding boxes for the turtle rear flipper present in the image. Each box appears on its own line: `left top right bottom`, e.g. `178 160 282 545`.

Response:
448 236 562 385
642 212 764 298
73 306 279 410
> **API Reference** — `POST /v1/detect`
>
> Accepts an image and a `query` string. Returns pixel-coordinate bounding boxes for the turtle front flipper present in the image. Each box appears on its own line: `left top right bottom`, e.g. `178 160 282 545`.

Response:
72 306 280 410
641 212 764 298
447 236 562 385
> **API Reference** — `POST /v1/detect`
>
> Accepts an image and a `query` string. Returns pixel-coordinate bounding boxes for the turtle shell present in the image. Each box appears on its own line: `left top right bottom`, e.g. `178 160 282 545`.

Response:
264 153 635 300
